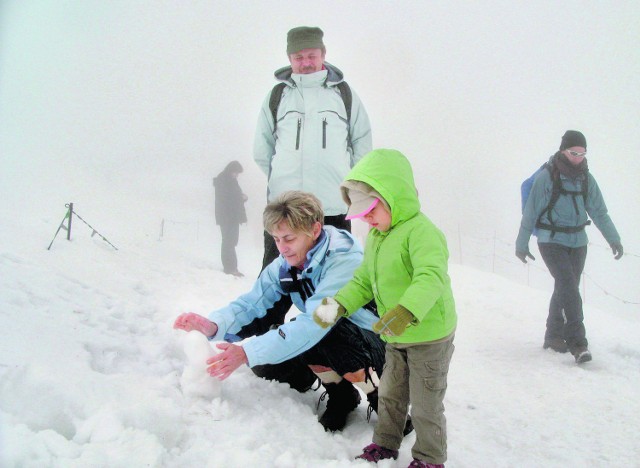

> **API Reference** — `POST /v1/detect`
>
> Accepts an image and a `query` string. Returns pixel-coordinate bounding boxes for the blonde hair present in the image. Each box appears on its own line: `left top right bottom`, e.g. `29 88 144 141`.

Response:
263 191 324 236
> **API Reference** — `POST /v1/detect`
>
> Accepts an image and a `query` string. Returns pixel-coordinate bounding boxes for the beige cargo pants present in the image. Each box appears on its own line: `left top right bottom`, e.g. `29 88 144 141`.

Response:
373 337 454 464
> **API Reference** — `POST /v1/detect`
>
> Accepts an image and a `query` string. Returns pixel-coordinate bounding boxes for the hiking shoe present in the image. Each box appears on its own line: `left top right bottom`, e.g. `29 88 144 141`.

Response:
224 269 244 277
366 389 414 436
318 380 361 431
356 443 399 462
543 337 568 353
408 459 444 468
571 346 592 364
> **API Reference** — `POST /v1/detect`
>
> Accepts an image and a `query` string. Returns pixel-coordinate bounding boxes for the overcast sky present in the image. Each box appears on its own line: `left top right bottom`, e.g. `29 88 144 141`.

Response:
1 1 639 267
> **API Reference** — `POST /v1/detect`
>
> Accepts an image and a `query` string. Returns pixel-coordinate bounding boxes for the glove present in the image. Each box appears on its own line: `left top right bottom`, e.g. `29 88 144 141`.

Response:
516 250 535 264
313 297 346 328
610 242 623 260
373 305 415 336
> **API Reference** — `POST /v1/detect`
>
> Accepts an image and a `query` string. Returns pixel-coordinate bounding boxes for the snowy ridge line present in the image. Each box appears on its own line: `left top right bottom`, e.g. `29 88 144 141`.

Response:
452 228 639 308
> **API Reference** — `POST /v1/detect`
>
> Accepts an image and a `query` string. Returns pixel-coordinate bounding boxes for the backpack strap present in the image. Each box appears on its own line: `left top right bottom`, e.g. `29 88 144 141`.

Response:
336 81 352 124
581 169 589 205
545 164 561 226
268 83 287 131
336 81 352 152
535 163 591 236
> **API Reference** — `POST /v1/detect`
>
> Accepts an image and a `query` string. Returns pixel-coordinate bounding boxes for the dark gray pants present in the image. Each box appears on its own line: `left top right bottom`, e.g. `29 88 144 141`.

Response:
538 242 588 349
219 223 239 274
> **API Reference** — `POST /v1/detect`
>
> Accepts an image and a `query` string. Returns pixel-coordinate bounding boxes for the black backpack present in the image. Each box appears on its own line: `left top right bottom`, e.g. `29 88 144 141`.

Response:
534 161 591 237
268 81 353 148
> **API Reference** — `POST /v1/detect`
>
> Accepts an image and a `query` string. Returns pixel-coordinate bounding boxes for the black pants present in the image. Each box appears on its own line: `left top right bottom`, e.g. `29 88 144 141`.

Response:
538 242 588 349
299 318 385 375
219 223 239 274
252 318 385 392
236 214 351 339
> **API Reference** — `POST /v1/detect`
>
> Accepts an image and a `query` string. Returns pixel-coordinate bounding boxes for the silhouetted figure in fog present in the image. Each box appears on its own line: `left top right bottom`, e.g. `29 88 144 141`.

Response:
213 161 247 277
516 130 623 364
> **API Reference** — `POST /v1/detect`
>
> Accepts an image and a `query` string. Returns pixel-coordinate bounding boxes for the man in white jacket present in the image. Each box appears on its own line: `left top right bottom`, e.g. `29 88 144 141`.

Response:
249 26 372 337
254 25 372 268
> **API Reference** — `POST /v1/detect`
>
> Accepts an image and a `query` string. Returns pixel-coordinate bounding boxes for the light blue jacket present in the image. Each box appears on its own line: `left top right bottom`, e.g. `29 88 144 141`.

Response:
208 226 378 367
516 164 621 251
253 63 372 216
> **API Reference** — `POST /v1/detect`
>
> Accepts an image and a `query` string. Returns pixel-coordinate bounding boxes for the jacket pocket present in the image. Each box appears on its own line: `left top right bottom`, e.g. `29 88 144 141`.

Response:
319 110 348 152
322 118 327 149
295 118 301 150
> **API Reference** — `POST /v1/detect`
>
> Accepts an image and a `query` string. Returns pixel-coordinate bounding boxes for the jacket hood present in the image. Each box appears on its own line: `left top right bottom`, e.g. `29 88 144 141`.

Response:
308 225 358 269
274 62 344 87
343 149 420 227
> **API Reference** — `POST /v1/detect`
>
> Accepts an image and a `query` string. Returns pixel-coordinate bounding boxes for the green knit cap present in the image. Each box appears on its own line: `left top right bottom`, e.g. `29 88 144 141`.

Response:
286 26 324 55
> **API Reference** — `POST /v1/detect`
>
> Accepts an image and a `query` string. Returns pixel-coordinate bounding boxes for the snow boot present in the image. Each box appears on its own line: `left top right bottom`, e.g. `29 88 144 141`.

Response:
318 379 361 431
356 443 399 462
366 389 414 436
571 346 592 364
543 337 568 353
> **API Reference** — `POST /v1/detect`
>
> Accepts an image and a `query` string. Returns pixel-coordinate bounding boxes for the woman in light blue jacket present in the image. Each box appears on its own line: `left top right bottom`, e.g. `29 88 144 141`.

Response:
516 130 623 364
174 191 384 433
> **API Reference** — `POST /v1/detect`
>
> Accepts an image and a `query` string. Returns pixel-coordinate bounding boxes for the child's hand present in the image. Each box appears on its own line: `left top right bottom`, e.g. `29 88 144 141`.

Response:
313 297 346 328
373 305 415 336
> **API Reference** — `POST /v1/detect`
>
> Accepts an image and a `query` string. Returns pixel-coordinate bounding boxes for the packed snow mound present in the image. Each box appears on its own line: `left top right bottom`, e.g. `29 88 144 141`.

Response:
180 330 222 399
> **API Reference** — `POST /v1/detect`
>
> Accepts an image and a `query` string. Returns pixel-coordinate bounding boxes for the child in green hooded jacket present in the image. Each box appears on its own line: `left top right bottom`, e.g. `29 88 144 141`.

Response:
313 149 456 468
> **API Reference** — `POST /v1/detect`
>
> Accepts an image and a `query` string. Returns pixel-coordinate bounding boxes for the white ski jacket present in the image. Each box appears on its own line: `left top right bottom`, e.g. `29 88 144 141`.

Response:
253 63 372 216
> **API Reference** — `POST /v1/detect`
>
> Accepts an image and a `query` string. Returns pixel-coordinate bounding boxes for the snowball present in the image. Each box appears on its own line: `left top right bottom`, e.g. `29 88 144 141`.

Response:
180 331 221 399
315 297 341 323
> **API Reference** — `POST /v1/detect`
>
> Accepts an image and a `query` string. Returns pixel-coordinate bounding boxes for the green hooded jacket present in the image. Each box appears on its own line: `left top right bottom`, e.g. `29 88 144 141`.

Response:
335 149 457 344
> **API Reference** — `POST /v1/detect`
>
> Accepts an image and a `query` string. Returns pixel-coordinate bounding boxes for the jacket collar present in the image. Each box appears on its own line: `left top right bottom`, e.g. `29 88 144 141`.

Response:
274 62 345 88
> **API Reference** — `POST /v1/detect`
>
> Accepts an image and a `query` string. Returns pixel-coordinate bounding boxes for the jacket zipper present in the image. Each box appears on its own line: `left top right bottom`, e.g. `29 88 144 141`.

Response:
322 118 327 149
372 238 386 311
295 118 301 150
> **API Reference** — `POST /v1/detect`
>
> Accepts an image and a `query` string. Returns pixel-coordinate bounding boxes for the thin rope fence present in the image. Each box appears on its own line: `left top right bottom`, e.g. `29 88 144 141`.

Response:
451 226 639 308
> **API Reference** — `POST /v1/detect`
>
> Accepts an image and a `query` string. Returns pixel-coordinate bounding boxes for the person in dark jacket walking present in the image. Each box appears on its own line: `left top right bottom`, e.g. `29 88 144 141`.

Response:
516 130 623 364
213 161 247 277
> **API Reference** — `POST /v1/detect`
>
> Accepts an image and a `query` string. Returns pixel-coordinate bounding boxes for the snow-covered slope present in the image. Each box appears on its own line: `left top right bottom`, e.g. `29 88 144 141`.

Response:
1 228 638 467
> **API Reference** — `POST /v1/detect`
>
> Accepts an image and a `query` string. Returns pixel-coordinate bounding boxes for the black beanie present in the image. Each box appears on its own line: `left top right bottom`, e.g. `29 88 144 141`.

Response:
559 130 587 150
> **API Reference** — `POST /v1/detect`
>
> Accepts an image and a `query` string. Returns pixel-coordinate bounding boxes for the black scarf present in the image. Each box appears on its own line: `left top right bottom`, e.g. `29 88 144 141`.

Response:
553 151 588 180
279 266 315 303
